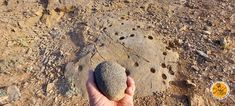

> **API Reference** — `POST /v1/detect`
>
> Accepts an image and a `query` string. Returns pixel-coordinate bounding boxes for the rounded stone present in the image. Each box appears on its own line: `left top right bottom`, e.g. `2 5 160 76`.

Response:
94 61 127 101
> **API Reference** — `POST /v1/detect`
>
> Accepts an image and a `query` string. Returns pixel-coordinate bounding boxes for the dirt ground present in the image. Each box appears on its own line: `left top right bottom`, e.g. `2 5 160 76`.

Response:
0 0 235 106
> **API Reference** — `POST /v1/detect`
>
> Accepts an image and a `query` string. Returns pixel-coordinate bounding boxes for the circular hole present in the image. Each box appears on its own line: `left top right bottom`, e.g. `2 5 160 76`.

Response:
127 55 130 58
137 26 140 28
119 36 125 40
162 74 167 79
121 17 125 19
115 32 118 35
148 36 153 40
132 28 136 30
121 23 124 25
150 68 156 73
130 34 135 37
134 62 139 67
103 27 107 30
161 63 166 68
109 24 112 27
125 70 130 76
163 52 167 55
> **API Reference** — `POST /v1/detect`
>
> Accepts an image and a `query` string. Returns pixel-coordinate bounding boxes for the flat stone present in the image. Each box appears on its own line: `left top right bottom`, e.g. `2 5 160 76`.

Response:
7 85 21 101
94 61 127 101
64 17 179 98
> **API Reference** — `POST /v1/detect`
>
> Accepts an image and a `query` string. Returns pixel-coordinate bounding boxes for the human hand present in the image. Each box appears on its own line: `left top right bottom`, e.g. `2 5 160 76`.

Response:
86 70 135 106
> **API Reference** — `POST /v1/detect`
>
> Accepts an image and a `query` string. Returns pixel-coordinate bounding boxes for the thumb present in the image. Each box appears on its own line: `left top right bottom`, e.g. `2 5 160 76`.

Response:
86 70 103 96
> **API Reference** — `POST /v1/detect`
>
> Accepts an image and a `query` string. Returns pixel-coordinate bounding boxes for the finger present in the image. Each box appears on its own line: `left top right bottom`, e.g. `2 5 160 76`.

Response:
125 76 135 96
86 70 103 96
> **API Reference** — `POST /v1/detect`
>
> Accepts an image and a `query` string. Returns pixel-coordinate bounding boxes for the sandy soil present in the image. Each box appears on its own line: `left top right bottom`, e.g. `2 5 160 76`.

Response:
0 0 235 106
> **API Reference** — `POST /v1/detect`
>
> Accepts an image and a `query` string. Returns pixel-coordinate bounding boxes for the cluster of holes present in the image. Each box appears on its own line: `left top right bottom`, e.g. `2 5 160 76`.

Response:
118 34 135 40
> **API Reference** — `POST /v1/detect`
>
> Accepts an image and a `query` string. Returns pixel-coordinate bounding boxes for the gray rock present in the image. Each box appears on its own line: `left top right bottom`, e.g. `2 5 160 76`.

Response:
94 61 127 101
7 85 21 101
196 50 209 59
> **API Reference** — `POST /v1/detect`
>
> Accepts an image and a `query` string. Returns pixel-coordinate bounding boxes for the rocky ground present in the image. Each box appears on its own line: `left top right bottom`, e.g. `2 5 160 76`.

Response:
0 0 235 106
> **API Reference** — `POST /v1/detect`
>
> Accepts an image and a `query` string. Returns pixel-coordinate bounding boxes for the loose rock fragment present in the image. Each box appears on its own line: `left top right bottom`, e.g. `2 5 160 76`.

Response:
186 80 196 87
7 85 21 101
196 50 209 59
94 61 127 101
191 65 199 71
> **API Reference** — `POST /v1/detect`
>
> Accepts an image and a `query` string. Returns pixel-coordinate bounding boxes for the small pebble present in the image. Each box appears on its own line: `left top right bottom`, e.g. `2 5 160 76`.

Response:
196 50 209 59
191 65 199 71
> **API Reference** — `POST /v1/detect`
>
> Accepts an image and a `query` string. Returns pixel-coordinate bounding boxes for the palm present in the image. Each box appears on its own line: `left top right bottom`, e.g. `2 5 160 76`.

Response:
86 71 135 106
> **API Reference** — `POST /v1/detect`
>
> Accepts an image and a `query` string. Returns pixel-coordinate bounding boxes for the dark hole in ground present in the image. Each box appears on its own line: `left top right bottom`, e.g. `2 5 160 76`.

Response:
119 36 125 40
162 74 167 79
148 36 153 40
150 68 156 73
134 62 139 67
99 43 104 47
78 65 83 71
163 81 166 84
115 32 118 35
166 46 171 50
3 0 8 6
125 70 130 76
163 52 167 55
54 8 61 12
161 63 166 68
130 34 135 37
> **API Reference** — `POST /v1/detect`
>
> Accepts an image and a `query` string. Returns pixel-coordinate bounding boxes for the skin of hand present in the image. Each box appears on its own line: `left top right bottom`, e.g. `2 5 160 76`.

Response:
86 70 136 106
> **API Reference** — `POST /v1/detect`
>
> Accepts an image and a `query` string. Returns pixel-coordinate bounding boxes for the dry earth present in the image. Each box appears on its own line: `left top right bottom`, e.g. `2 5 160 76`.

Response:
0 0 235 106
